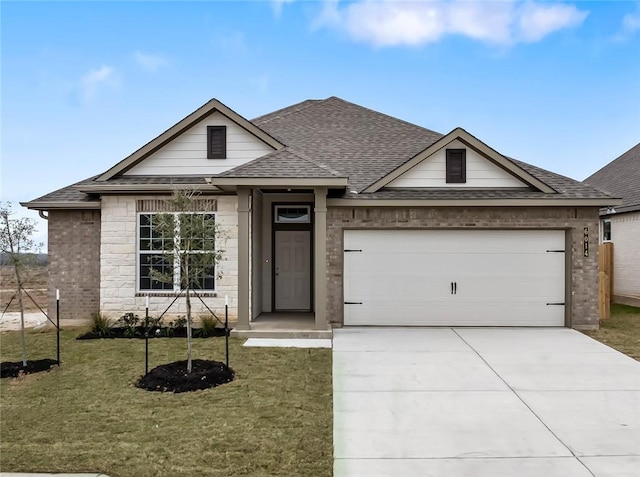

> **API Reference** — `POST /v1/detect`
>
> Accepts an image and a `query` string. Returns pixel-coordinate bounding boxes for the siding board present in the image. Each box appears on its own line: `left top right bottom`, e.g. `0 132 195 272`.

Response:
125 111 275 176
387 139 528 188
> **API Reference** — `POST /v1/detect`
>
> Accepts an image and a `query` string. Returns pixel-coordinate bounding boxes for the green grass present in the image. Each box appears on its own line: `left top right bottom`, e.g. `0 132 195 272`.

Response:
583 304 640 361
0 330 332 476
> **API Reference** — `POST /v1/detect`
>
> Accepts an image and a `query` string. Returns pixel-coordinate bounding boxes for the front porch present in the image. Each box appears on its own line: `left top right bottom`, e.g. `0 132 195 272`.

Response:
208 181 344 338
231 312 333 339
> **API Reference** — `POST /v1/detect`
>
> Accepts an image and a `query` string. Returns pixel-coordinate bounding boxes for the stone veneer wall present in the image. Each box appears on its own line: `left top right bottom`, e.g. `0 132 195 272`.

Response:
100 195 238 321
48 209 101 322
326 206 600 329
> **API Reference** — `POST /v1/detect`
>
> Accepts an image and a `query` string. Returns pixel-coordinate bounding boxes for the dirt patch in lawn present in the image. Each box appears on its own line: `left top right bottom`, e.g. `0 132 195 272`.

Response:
136 359 234 393
0 266 48 312
0 358 58 378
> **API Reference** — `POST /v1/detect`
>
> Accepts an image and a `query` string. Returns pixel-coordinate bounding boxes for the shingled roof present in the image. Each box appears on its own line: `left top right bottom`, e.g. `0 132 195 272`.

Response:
217 147 344 178
583 143 640 213
253 96 443 191
23 96 617 209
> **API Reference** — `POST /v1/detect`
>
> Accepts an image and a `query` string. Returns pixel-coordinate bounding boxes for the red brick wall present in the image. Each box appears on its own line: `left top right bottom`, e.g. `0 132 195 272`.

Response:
48 210 101 322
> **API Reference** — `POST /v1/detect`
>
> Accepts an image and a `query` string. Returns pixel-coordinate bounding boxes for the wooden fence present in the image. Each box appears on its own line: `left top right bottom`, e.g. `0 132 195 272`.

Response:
599 242 614 320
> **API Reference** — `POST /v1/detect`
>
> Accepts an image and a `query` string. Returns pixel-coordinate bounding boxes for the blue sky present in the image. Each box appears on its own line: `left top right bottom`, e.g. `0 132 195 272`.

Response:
2 0 639 244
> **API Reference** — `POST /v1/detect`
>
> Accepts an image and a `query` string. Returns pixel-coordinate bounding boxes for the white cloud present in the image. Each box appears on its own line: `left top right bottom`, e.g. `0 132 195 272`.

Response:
316 0 589 47
134 51 169 73
272 0 295 17
517 2 588 42
79 65 119 101
613 7 640 42
623 11 640 32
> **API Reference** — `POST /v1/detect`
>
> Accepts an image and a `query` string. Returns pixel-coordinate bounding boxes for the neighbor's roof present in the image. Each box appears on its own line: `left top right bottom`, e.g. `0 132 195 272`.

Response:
22 96 618 209
584 142 640 213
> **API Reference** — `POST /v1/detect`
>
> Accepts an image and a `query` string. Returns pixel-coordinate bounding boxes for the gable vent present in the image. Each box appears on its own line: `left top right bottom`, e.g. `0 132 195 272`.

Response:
207 126 226 159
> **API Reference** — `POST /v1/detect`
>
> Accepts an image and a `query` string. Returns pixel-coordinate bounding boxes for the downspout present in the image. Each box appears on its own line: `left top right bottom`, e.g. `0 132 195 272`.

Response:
39 210 48 220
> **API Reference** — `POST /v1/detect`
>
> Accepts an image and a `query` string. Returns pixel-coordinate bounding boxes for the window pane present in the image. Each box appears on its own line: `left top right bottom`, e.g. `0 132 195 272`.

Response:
603 222 612 241
139 253 174 290
182 253 215 290
275 206 310 223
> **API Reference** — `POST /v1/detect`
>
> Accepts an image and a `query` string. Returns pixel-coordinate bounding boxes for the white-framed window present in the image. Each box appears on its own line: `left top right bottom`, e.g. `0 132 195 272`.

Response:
138 212 216 291
602 220 612 241
274 205 311 223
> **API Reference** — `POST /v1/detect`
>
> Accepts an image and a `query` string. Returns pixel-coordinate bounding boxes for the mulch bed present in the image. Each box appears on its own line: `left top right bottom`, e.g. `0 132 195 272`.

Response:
77 326 228 340
136 359 235 393
0 359 59 378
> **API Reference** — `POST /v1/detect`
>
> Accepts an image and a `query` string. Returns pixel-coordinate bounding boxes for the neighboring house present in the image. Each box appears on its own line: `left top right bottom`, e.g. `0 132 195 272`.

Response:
22 97 617 332
584 143 640 307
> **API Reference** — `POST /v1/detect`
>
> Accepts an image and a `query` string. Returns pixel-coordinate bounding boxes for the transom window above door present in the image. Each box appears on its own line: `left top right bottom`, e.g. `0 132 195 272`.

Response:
275 206 311 223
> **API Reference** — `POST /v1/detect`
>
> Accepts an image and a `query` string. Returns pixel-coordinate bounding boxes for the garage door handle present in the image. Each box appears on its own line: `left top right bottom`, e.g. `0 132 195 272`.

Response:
454 282 457 294
546 302 565 306
344 301 363 305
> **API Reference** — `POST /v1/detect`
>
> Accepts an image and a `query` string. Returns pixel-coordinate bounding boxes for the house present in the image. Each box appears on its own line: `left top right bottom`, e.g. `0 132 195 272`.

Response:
584 143 640 307
22 97 618 333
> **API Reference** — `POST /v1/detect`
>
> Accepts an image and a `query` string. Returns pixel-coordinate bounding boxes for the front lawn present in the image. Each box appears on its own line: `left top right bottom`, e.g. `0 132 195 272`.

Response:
0 330 332 476
583 304 640 361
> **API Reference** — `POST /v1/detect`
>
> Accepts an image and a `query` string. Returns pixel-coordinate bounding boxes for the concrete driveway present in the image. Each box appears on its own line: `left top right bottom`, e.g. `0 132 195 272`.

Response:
333 328 640 477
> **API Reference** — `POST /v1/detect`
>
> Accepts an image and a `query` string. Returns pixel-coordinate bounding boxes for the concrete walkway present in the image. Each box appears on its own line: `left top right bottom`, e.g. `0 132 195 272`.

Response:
333 328 640 476
0 311 49 331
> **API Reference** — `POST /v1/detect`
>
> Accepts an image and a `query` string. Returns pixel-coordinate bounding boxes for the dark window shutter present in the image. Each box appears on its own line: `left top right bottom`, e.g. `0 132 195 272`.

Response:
207 126 226 159
446 149 466 183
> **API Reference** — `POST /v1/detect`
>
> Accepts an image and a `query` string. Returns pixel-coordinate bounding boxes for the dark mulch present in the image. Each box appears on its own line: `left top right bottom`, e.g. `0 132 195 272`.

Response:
0 359 59 378
77 326 229 340
136 359 234 393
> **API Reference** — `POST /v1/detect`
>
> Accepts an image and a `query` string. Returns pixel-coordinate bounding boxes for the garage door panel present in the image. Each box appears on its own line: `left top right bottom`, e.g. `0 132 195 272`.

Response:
345 302 565 326
344 230 566 327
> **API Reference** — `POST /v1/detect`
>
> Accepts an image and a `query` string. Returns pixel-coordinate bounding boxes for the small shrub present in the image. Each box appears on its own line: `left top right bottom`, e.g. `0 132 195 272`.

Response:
171 316 187 329
117 312 140 338
145 315 164 329
197 314 220 338
90 313 113 337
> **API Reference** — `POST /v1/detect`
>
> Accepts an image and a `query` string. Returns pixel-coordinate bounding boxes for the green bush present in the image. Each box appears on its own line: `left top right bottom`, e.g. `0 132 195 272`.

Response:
198 314 220 338
90 313 113 337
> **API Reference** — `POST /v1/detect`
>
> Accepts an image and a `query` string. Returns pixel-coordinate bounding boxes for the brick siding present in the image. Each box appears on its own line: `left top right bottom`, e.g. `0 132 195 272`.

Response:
326 206 600 329
48 210 101 322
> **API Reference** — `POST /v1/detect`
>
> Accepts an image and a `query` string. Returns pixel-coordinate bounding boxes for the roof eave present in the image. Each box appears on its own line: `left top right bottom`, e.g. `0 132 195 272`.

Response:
206 177 349 188
76 183 224 194
327 198 621 207
20 201 101 211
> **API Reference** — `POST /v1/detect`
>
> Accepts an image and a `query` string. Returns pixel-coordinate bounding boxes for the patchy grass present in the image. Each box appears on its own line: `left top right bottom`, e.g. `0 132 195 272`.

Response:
583 304 640 361
0 330 332 476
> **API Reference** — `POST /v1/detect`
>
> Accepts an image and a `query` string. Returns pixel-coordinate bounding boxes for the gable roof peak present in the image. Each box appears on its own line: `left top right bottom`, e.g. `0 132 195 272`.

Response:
95 97 284 182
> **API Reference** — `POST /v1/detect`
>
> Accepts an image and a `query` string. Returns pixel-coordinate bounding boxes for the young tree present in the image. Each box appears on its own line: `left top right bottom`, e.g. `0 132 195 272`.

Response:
148 188 223 373
0 202 42 366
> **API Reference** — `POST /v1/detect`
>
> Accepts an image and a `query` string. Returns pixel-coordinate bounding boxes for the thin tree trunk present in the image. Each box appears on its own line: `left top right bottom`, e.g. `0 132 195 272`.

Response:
186 285 192 373
16 276 27 367
2 213 27 366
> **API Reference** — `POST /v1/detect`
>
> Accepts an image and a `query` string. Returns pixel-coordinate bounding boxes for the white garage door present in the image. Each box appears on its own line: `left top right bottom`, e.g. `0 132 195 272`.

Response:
343 229 566 327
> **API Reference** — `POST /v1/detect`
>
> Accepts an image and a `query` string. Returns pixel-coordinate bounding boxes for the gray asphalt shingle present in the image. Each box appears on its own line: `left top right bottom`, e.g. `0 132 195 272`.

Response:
583 143 640 210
